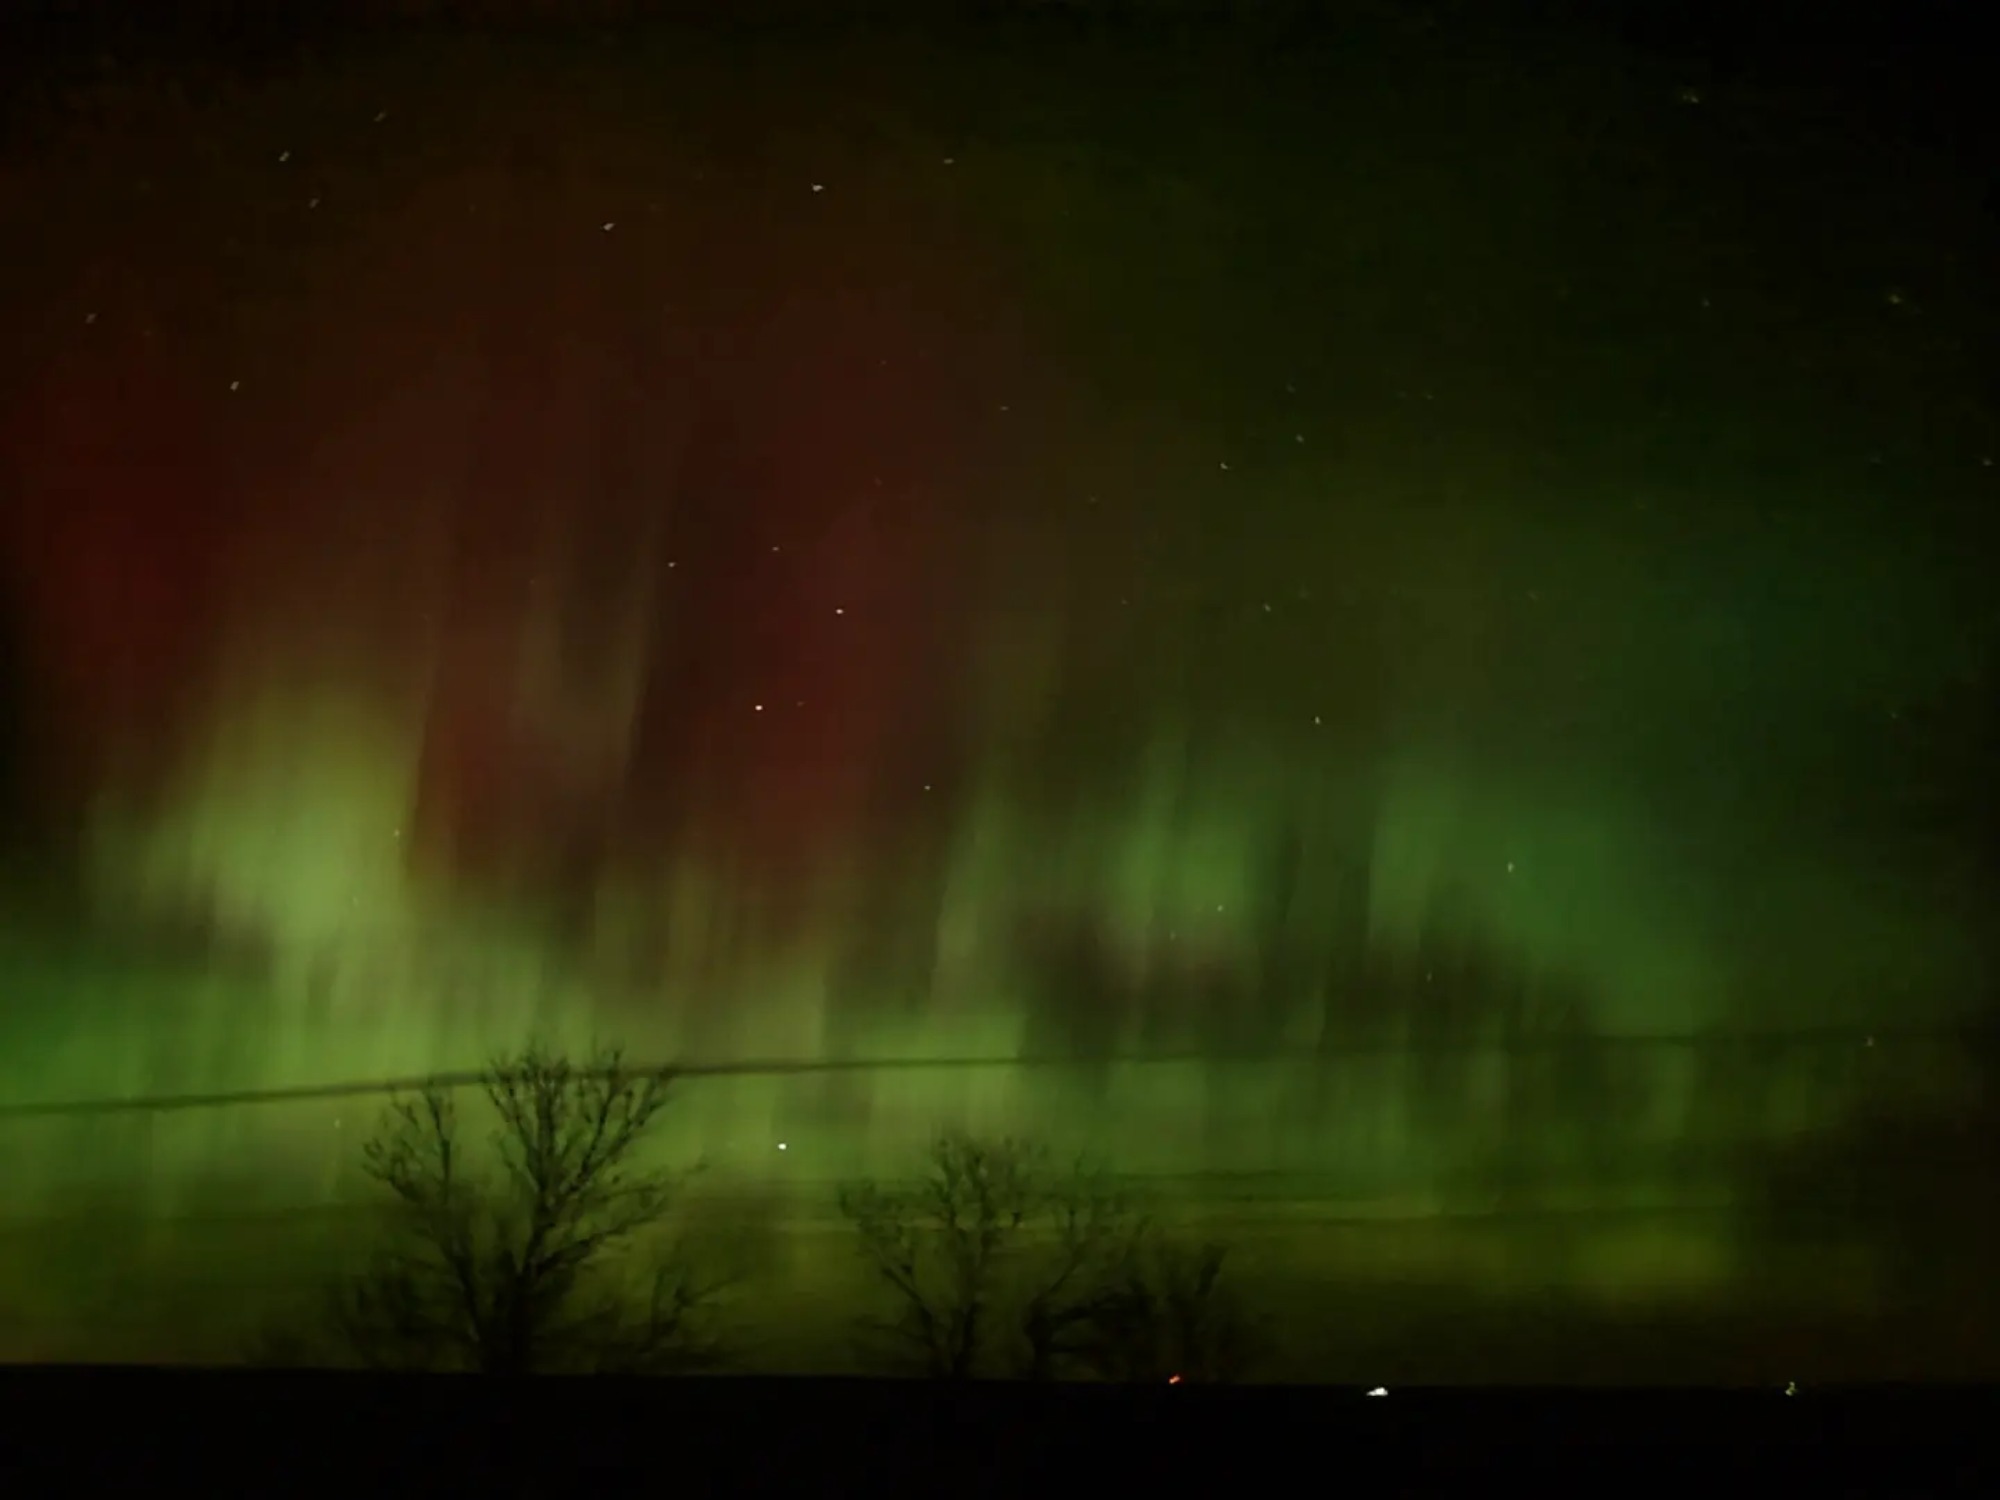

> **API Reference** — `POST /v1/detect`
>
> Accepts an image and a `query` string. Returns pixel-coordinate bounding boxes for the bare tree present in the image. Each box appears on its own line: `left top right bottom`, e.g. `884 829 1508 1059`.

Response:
1017 1169 1133 1381
330 1043 724 1374
1065 1236 1259 1383
837 1131 1136 1380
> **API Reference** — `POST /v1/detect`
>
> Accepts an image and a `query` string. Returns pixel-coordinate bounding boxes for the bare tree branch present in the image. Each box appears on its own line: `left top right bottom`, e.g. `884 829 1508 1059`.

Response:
839 1131 1257 1383
315 1043 723 1374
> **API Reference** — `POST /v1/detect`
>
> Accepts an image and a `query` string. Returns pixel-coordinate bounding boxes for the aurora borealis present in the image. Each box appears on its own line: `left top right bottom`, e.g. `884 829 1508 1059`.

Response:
0 2 1996 1373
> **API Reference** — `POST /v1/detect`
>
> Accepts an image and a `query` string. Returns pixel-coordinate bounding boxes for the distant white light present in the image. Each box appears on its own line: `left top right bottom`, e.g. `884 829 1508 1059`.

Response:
1367 1386 1388 1397
1506 862 1515 874
602 221 615 231
811 183 824 193
753 704 764 712
777 1141 788 1152
1784 1380 1798 1396
278 150 291 163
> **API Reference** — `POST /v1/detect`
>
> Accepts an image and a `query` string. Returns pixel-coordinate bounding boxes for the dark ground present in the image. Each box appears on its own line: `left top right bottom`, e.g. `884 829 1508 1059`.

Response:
0 1372 1995 1492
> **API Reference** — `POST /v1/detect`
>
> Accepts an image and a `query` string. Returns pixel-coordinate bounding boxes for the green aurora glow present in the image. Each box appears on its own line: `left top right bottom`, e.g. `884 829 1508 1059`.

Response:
0 10 1993 1373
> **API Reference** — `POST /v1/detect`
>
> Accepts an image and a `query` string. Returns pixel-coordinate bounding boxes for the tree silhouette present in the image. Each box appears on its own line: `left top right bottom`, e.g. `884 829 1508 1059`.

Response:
327 1043 724 1374
838 1131 1256 1382
1064 1235 1258 1384
838 1132 1125 1379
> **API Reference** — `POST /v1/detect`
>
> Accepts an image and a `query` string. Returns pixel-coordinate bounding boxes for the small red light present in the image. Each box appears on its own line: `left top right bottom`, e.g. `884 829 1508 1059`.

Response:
1168 1374 1183 1385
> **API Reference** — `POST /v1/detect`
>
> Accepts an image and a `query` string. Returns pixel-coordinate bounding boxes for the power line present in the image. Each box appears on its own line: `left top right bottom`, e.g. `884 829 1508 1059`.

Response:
0 1021 1980 1122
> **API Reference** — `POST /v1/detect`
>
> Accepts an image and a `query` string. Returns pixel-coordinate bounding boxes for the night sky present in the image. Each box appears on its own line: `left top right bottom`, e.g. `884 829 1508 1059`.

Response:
0 0 1995 1099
